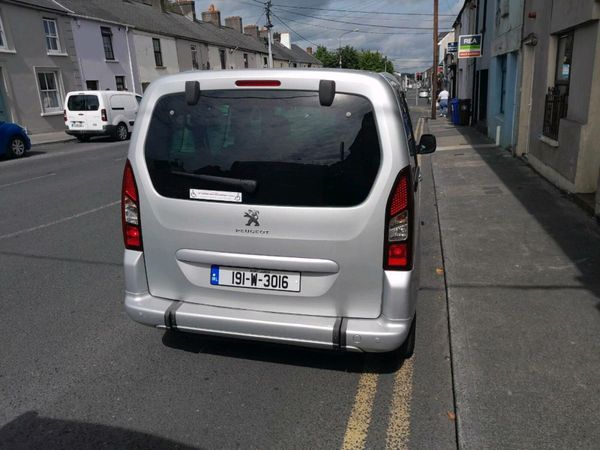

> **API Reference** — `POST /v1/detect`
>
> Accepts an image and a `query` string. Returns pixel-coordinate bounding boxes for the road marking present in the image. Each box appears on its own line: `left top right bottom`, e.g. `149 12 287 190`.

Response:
0 201 119 240
0 172 56 189
113 157 126 162
385 359 414 450
436 143 497 152
341 373 379 450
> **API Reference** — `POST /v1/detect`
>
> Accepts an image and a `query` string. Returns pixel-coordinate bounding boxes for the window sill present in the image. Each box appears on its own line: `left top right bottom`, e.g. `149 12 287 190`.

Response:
105 59 120 63
40 111 64 117
47 52 68 57
0 48 16 54
155 66 166 69
539 135 559 148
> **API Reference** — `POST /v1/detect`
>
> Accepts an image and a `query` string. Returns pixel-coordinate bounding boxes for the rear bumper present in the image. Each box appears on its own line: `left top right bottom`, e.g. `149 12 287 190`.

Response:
65 125 116 137
125 292 412 353
124 250 414 353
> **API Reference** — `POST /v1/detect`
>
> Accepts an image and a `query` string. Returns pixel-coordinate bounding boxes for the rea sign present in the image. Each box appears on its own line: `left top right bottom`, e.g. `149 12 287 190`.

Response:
458 34 482 58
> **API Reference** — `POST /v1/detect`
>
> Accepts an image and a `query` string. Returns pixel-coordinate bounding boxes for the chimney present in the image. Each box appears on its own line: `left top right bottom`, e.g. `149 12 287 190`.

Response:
273 32 281 43
306 47 313 55
280 32 291 49
167 0 196 21
259 27 269 40
201 4 221 27
244 24 259 39
225 16 243 33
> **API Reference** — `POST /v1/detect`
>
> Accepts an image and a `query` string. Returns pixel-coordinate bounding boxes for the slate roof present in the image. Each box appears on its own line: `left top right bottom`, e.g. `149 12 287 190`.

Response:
56 0 268 54
9 0 70 12
19 0 320 64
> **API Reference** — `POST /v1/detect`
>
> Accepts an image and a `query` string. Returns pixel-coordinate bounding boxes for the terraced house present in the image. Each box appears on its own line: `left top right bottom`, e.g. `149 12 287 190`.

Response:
0 0 321 136
0 0 82 134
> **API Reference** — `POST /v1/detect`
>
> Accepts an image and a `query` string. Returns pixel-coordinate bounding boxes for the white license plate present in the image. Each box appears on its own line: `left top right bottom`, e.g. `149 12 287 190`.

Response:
71 121 84 128
211 266 301 292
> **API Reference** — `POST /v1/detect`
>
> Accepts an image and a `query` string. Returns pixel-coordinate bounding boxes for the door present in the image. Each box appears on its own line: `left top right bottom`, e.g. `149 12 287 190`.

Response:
65 94 102 131
0 68 10 122
138 88 387 319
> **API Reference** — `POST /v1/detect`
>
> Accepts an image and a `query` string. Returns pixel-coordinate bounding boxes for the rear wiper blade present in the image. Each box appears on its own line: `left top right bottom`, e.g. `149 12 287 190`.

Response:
171 171 257 194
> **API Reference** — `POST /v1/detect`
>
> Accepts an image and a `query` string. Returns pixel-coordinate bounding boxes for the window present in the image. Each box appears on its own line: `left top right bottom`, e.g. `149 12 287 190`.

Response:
115 76 126 91
263 56 268 67
219 49 226 70
0 14 7 49
67 95 99 111
191 45 199 70
554 32 573 94
43 18 60 53
152 38 163 67
243 53 248 68
37 71 62 113
86 80 99 90
543 32 573 139
144 90 381 207
101 27 115 60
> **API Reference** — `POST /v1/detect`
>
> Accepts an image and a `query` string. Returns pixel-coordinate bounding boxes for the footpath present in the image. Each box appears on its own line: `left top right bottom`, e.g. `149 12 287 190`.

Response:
426 117 600 449
29 130 74 147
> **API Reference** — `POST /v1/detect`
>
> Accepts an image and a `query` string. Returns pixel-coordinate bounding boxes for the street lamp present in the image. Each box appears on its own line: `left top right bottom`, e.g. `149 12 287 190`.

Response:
338 28 359 68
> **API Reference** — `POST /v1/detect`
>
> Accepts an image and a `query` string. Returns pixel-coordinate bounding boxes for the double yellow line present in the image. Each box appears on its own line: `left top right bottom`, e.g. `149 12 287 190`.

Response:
341 116 424 450
341 359 414 450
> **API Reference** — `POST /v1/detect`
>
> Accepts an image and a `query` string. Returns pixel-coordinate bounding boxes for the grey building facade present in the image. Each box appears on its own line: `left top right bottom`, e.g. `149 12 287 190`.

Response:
0 0 82 134
516 0 600 216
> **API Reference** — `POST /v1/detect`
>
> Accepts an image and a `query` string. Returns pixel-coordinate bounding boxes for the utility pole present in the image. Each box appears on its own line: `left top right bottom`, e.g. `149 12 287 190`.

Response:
265 1 273 68
431 0 438 119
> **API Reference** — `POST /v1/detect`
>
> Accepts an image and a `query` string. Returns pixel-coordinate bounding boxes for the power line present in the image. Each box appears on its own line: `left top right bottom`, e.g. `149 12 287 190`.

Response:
271 7 441 30
270 3 456 17
271 11 320 47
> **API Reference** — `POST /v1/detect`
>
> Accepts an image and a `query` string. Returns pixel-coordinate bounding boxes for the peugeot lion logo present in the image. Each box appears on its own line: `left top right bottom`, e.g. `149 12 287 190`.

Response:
244 209 260 227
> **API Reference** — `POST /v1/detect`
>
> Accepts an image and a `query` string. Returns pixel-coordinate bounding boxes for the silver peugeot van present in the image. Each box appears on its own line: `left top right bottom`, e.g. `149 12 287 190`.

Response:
122 69 436 358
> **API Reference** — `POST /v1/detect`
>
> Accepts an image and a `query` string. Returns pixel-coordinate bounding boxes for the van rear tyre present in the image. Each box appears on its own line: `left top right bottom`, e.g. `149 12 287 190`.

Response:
115 123 128 141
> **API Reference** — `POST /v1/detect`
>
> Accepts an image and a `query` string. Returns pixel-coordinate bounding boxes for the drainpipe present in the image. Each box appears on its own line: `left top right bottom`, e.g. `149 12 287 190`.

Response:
125 26 136 93
471 0 481 126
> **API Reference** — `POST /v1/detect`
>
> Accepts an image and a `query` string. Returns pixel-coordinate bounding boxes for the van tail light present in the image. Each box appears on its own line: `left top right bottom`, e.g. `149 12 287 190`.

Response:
63 109 67 122
121 160 142 251
384 168 412 270
101 108 107 122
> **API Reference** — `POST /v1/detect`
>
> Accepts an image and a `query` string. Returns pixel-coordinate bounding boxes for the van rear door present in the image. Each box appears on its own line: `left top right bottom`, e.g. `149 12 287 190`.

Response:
65 94 102 131
137 87 388 319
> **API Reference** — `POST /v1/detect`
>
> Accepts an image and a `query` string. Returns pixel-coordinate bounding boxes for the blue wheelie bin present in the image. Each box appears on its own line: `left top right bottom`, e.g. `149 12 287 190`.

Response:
450 98 460 124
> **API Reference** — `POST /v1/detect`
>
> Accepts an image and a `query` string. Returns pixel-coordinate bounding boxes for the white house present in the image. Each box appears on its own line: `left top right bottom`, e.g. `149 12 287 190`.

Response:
70 16 139 93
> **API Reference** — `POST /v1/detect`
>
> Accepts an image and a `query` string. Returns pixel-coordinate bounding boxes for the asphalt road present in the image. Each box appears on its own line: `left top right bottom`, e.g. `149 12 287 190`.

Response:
0 95 457 449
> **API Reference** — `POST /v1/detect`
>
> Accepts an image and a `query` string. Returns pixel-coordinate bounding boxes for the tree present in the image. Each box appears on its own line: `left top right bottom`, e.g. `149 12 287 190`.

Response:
315 46 338 68
314 45 394 73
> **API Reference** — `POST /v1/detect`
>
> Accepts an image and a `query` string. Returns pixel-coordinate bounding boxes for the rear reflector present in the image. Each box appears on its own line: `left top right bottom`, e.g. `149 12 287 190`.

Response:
235 80 281 87
388 243 408 267
389 175 408 217
63 109 67 122
122 160 142 251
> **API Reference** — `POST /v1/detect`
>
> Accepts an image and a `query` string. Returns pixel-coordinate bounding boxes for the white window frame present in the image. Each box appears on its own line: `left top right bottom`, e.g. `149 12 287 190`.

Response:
34 68 64 115
43 18 61 54
0 13 7 49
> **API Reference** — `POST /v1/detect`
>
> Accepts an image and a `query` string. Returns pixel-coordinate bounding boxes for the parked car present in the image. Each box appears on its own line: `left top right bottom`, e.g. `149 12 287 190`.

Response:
0 121 31 159
122 70 436 359
418 88 430 98
64 90 141 142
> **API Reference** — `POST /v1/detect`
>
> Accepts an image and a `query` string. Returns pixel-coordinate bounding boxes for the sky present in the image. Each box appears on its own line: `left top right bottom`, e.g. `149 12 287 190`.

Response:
194 0 463 72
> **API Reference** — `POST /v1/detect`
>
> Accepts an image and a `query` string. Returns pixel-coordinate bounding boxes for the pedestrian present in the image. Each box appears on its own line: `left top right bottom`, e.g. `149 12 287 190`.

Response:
437 88 450 117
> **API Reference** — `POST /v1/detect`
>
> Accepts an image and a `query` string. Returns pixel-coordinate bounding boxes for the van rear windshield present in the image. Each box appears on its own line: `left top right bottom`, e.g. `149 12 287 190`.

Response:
144 90 381 207
67 95 99 111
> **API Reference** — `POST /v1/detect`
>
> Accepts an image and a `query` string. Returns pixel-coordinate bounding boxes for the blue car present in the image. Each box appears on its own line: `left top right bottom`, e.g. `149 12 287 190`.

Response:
0 121 31 159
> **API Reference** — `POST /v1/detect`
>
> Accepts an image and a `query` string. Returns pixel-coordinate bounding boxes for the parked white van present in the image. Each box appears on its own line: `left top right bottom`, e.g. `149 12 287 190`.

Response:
64 91 142 142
